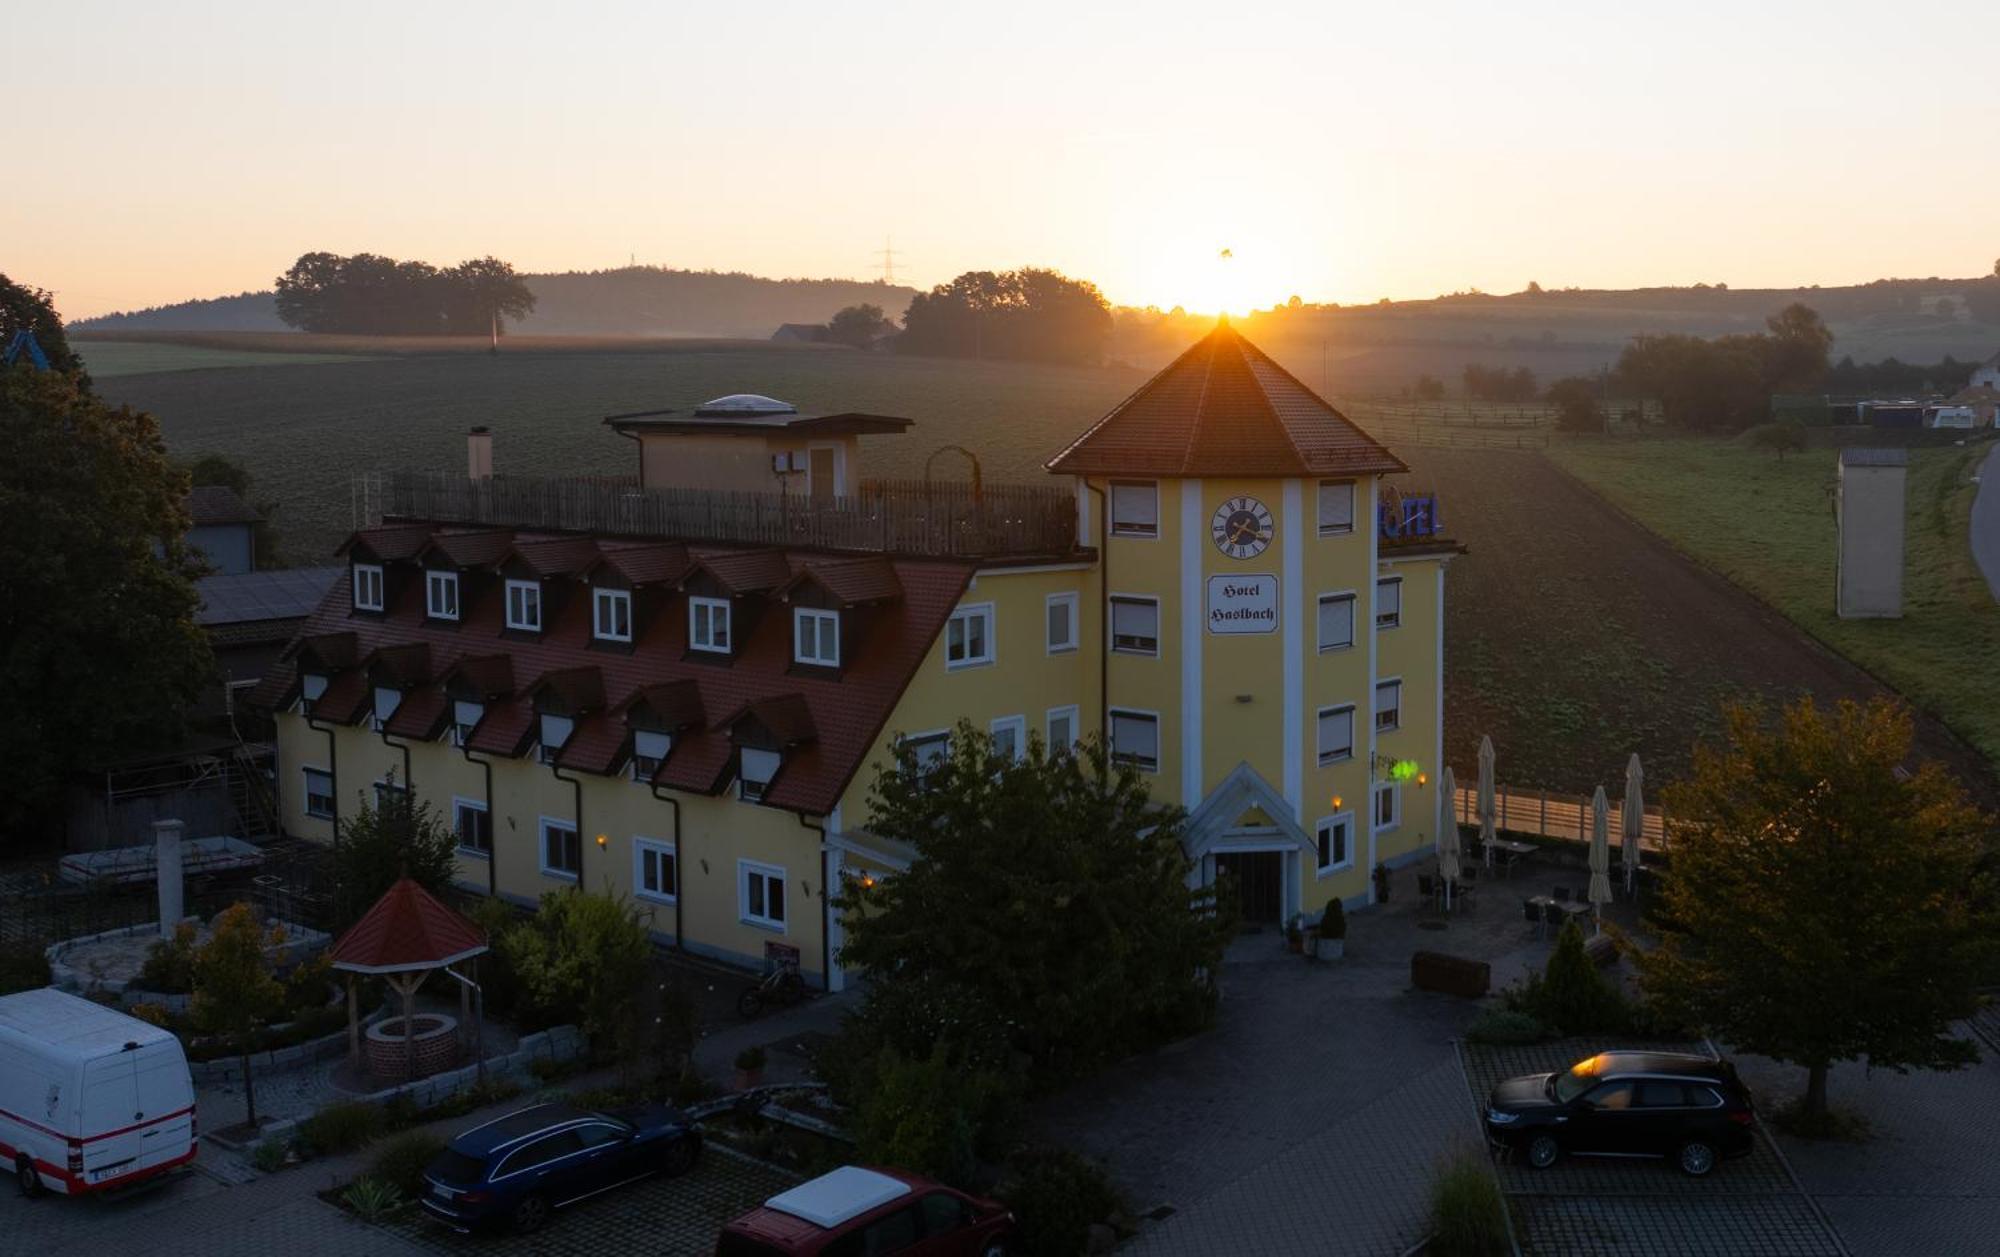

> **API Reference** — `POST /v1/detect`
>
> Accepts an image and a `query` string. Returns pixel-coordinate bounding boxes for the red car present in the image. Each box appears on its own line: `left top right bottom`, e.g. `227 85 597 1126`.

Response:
717 1165 1014 1257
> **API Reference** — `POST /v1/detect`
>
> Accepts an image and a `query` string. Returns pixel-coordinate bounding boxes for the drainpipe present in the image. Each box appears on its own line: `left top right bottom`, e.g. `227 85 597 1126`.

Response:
1083 479 1109 740
648 783 685 950
551 762 586 888
612 425 647 490
379 725 414 805
304 710 340 847
459 741 497 898
798 813 830 992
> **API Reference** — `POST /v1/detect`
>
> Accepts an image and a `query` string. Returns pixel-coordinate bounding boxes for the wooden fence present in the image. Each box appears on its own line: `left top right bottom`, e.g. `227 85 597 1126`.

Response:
363 471 1079 560
1453 784 1667 853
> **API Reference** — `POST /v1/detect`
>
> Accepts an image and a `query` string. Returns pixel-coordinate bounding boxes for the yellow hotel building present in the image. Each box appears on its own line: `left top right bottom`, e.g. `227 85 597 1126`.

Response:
257 323 1460 990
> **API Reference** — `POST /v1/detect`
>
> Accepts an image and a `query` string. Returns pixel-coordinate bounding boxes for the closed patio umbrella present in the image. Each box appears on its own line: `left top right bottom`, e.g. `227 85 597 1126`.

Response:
1622 753 1644 896
1477 735 1497 868
1437 765 1461 910
1588 785 1612 931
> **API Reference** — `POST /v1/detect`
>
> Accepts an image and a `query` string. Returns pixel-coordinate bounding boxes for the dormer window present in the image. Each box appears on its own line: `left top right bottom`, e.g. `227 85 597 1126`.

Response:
594 588 633 643
537 713 573 765
505 579 542 632
794 609 839 667
352 564 384 612
426 571 460 621
690 597 731 653
301 672 329 706
371 685 402 733
739 747 780 802
631 729 671 781
451 699 484 747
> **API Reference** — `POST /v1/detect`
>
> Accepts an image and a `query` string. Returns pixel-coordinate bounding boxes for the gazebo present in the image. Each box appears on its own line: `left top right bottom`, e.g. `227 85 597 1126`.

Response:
328 878 489 1081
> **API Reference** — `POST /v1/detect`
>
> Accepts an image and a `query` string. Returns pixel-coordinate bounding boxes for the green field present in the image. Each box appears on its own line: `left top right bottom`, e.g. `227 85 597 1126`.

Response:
77 340 372 377
1549 436 2000 769
94 346 1145 561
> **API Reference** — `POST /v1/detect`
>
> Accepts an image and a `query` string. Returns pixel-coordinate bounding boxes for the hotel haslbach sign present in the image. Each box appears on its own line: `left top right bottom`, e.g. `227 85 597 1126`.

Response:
1208 574 1278 633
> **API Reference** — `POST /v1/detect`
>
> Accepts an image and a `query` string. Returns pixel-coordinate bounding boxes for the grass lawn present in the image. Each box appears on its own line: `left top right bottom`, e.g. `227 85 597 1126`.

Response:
75 340 374 377
1549 435 2000 770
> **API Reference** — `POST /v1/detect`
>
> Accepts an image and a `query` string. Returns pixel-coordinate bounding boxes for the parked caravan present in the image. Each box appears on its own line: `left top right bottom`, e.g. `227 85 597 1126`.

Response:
0 988 197 1197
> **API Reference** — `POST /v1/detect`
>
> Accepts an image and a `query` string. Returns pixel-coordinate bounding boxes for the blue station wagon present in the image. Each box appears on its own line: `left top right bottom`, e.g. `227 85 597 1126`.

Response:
420 1101 701 1234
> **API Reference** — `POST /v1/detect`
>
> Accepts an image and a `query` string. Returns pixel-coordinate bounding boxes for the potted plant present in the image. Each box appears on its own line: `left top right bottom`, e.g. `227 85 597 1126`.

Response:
734 1045 767 1091
1284 916 1303 954
1318 899 1347 960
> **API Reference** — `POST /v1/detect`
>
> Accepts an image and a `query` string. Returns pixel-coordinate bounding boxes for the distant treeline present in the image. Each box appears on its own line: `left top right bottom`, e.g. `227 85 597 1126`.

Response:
1822 355 1978 397
275 253 535 335
1609 304 1835 432
898 268 1112 366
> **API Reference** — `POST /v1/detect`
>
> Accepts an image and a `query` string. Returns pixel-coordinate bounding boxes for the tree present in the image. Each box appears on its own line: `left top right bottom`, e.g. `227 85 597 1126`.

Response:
1413 374 1446 402
1748 419 1808 460
1762 302 1834 394
1 273 82 374
191 903 285 1127
443 257 537 338
1461 363 1538 402
331 797 462 930
1545 377 1605 433
898 268 1112 365
498 889 653 1054
0 365 211 839
274 251 535 336
826 302 889 349
836 723 1234 1088
1638 699 1996 1123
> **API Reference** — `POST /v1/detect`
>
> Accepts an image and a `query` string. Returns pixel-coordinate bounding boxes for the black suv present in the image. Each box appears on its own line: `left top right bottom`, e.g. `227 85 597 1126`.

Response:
1484 1050 1755 1177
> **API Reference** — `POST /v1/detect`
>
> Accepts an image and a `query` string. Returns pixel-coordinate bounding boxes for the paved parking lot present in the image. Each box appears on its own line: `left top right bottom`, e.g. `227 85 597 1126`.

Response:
1461 1038 1846 1256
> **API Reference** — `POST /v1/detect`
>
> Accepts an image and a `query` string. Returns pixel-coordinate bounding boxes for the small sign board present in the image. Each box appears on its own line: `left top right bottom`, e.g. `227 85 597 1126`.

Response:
1207 574 1278 634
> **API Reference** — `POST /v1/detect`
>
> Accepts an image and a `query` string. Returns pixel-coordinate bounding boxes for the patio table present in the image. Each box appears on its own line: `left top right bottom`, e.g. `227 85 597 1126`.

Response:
1488 839 1534 877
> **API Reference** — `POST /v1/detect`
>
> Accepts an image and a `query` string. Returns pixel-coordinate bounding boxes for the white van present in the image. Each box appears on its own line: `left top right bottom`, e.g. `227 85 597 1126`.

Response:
0 988 197 1197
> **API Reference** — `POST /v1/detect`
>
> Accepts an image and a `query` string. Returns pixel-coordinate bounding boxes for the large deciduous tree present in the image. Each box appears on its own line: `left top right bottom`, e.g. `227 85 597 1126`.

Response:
898 268 1112 365
836 723 1233 1088
1 351 211 839
274 252 535 336
1 272 82 374
1638 699 1997 1121
330 798 463 930
826 302 890 349
1611 302 1835 432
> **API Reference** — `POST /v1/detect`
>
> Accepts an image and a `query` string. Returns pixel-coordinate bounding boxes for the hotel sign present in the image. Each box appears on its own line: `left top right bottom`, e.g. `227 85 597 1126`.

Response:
1207 574 1278 634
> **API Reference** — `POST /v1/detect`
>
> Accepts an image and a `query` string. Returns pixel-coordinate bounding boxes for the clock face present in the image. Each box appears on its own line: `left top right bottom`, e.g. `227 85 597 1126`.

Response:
1211 495 1275 560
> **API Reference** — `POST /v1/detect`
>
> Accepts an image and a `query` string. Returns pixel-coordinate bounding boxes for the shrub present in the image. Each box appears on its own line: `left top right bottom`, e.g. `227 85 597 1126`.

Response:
1465 1009 1549 1045
139 922 199 993
1502 920 1628 1035
300 1101 383 1155
528 1054 581 1084
853 1044 1017 1188
342 1175 404 1222
370 1131 446 1197
281 951 334 1015
735 1046 768 1073
1429 1150 1510 1256
997 1145 1124 1257
1318 898 1346 941
250 1139 289 1173
128 1001 177 1029
0 945 52 995
499 889 652 1051
672 1066 720 1108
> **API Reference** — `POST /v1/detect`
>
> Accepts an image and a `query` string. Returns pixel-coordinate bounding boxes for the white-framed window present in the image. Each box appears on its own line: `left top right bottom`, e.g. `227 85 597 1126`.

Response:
1317 704 1355 766
1373 783 1400 833
945 602 994 669
1375 678 1402 732
1110 595 1159 655
300 671 329 705
1109 708 1160 773
1110 480 1159 538
739 860 787 930
540 817 581 879
504 579 542 631
689 596 732 653
451 699 484 747
593 587 633 643
537 712 574 765
453 798 492 856
739 747 781 802
351 564 384 612
1046 592 1079 654
1046 705 1079 752
631 729 671 781
1317 592 1355 653
1376 576 1402 629
1318 480 1356 536
901 729 951 779
302 767 334 820
634 837 677 904
371 685 401 733
426 570 460 621
795 608 840 667
990 715 1026 763
1315 813 1355 875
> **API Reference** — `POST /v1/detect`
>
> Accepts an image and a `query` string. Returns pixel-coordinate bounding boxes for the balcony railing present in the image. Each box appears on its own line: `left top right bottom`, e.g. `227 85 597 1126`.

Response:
1379 491 1443 544
361 471 1082 560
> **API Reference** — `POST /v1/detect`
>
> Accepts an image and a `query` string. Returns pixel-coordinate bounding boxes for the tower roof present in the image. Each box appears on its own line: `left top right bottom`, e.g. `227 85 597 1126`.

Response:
1045 322 1407 479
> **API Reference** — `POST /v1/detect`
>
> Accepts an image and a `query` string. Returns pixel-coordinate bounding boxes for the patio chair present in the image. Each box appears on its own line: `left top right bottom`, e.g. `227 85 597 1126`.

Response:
1417 873 1436 903
1522 899 1544 938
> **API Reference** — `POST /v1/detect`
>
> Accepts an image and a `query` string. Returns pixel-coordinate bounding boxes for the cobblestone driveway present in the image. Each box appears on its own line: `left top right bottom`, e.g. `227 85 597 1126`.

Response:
1461 1039 1846 1257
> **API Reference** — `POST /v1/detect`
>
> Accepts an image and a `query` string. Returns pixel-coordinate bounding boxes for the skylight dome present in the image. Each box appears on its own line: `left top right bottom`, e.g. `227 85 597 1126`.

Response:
696 393 797 417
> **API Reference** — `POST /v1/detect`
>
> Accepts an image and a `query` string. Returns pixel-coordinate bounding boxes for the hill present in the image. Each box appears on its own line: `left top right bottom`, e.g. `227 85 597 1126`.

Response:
75 266 918 340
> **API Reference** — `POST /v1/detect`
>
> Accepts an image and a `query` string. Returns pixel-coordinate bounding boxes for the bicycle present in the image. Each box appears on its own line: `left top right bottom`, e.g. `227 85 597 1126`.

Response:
737 954 807 1019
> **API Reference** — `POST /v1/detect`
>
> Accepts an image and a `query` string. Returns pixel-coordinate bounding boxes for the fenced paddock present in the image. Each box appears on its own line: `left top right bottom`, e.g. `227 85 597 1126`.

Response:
1452 784 1667 853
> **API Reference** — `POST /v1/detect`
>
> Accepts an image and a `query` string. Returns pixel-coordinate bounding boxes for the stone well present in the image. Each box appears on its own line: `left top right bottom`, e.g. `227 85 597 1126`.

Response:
366 1013 461 1081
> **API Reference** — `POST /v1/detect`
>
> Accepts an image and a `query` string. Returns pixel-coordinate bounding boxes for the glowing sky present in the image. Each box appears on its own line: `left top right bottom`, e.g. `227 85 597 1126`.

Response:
14 0 2000 319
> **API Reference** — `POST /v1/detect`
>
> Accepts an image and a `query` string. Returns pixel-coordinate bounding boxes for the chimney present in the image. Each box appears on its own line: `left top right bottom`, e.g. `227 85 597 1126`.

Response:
154 818 184 937
467 426 493 480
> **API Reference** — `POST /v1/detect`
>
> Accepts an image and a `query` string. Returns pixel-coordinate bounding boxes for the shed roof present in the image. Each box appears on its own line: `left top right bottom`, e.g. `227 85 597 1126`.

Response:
187 484 263 527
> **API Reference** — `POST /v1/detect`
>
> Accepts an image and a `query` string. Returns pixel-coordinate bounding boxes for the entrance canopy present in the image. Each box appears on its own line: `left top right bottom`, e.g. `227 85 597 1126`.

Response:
329 878 488 975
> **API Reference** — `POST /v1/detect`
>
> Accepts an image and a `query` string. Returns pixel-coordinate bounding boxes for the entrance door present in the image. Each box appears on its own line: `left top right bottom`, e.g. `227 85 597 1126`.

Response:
1214 851 1283 923
809 447 836 501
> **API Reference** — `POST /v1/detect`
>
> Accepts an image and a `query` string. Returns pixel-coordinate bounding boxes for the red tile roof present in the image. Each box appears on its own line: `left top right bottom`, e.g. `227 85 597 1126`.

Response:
186 484 263 527
507 537 602 578
343 525 433 564
687 549 792 596
442 654 515 700
620 680 706 732
1044 322 1408 478
421 529 516 569
726 693 818 748
587 542 693 588
778 556 903 607
256 526 975 815
328 877 488 974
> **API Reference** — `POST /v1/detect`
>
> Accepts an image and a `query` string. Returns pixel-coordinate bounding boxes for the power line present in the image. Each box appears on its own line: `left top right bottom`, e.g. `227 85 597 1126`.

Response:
873 236 904 286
